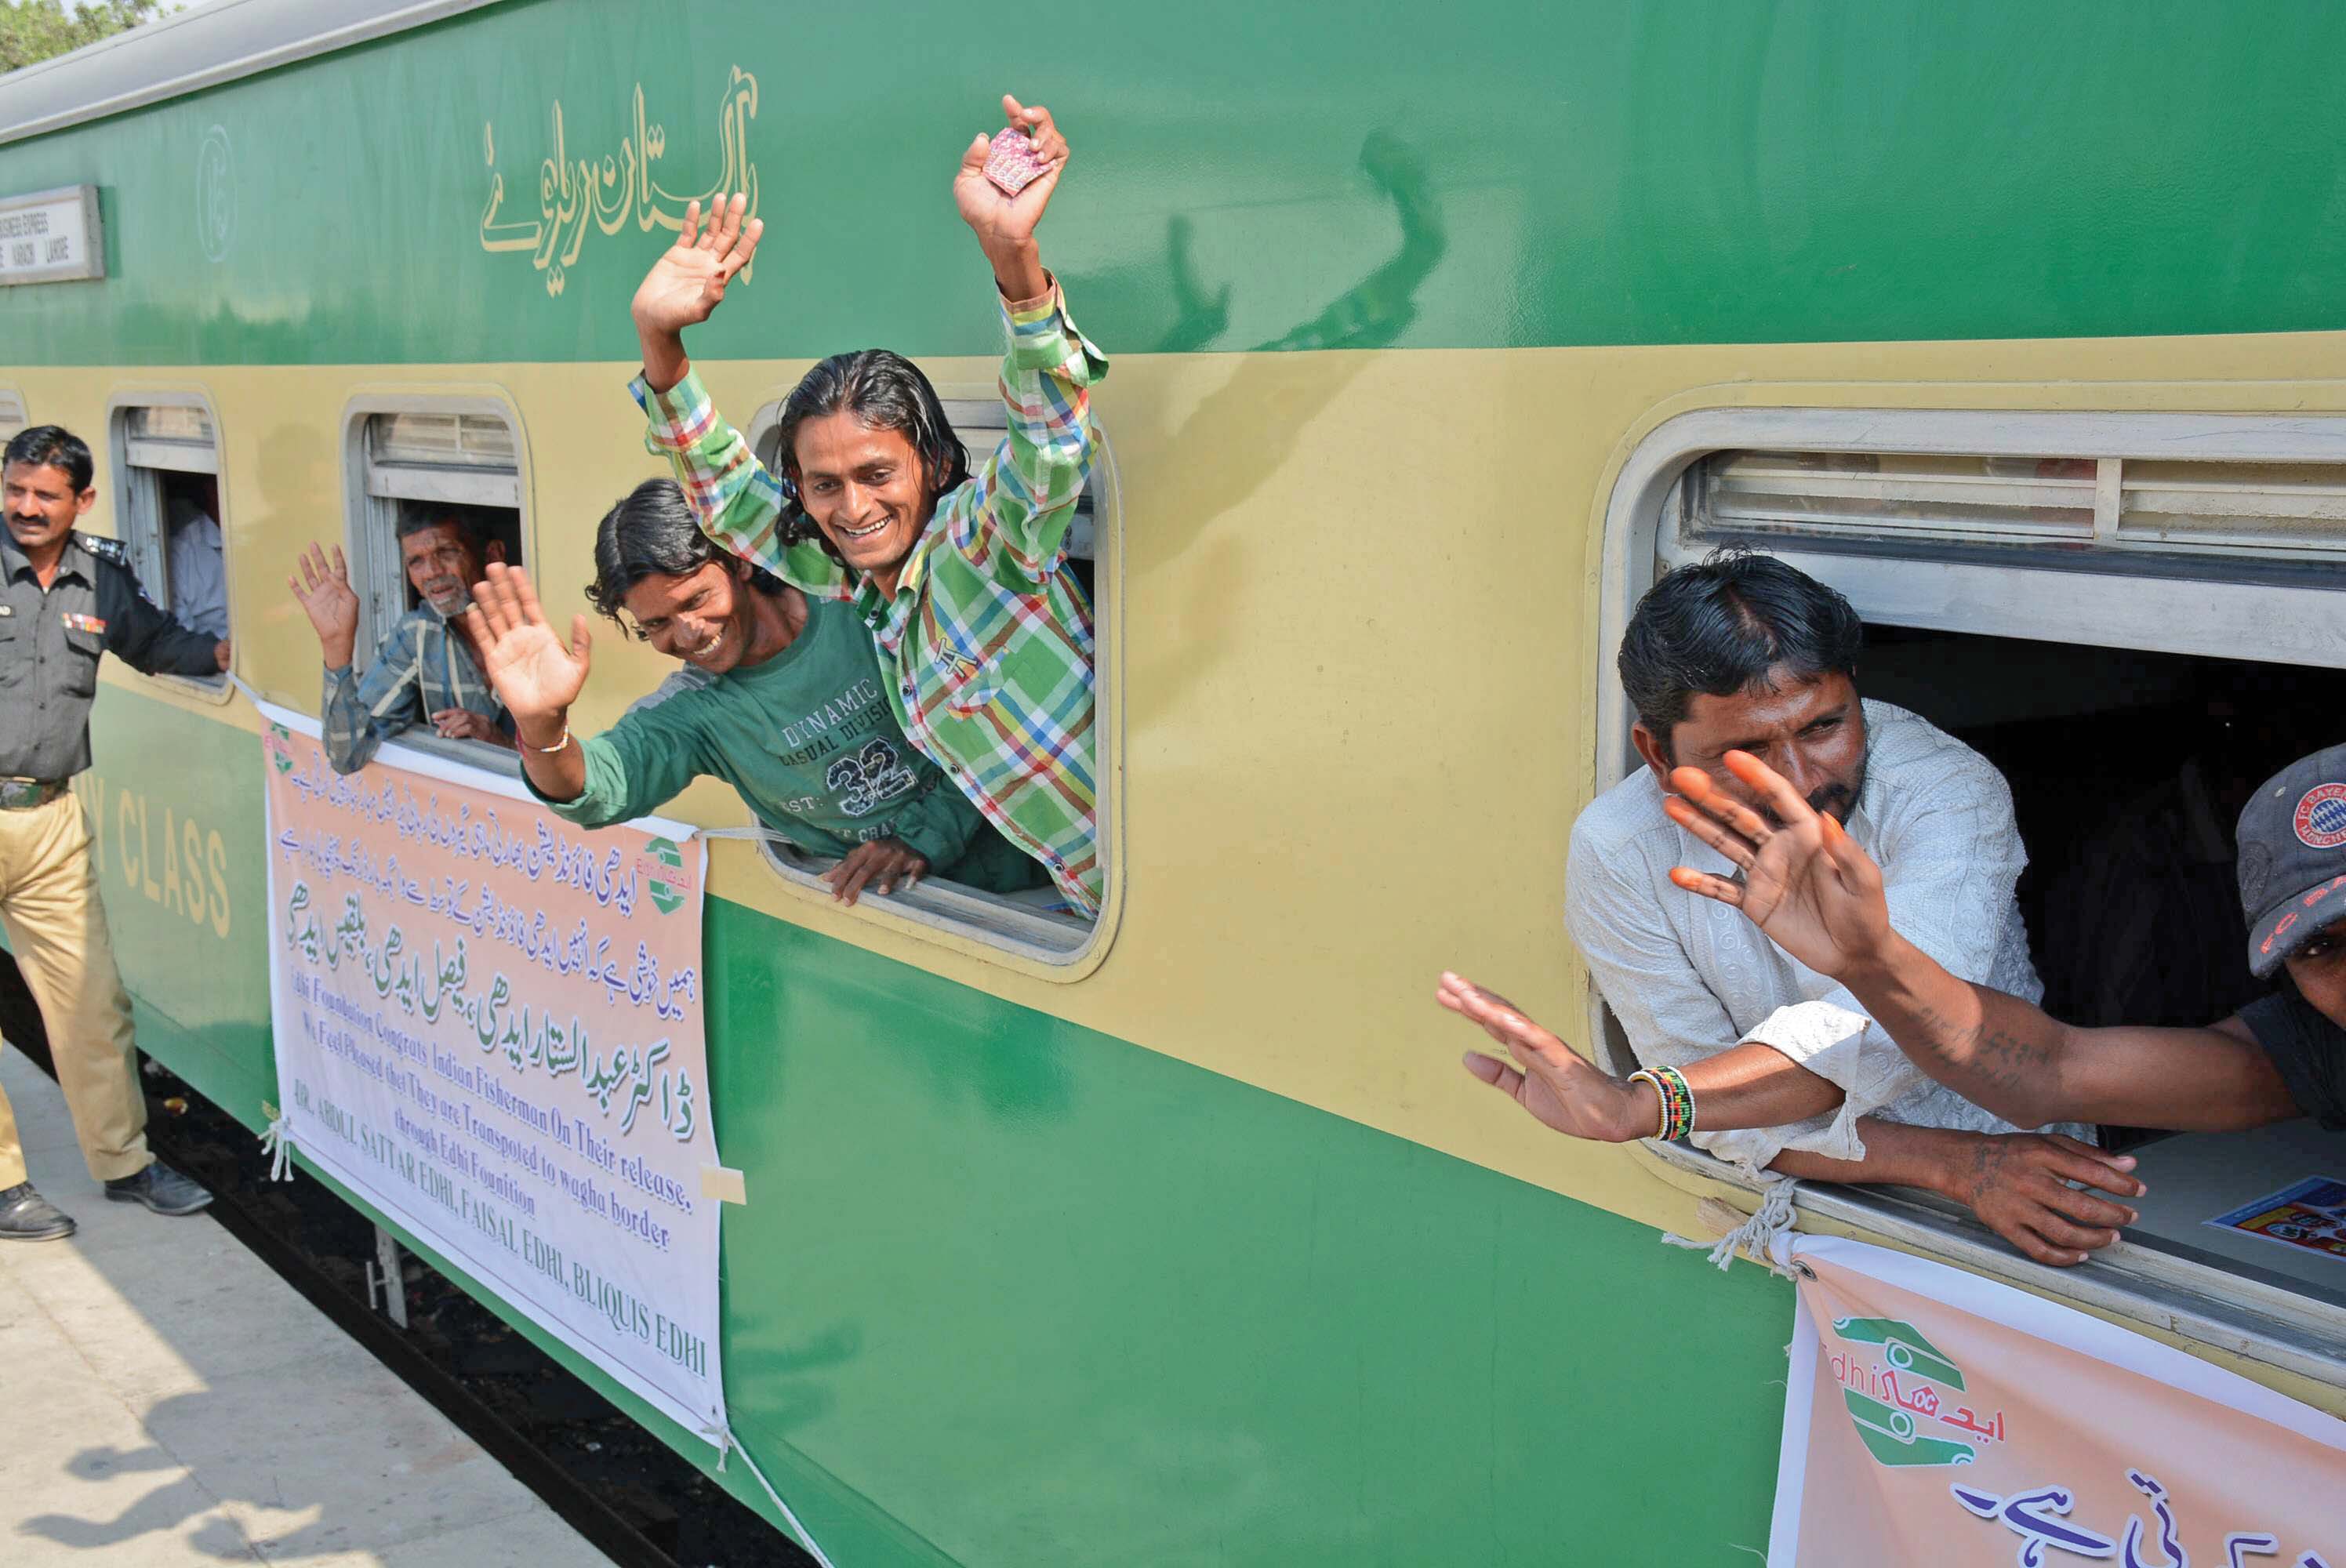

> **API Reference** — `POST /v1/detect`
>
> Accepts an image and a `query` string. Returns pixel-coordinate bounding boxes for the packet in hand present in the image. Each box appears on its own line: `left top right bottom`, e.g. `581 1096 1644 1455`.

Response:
982 128 1048 195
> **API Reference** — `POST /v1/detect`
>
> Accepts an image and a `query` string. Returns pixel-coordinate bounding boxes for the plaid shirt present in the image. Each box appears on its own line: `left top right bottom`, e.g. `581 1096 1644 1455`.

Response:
634 282 1109 913
321 605 507 775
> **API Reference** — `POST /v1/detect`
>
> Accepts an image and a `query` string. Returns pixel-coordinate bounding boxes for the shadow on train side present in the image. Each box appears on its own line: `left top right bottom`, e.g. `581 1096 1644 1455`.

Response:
1114 130 1448 728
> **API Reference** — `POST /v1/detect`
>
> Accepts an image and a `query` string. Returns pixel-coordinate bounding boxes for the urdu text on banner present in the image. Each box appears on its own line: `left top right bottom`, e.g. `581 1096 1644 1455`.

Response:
1767 1233 2345 1567
255 701 725 1440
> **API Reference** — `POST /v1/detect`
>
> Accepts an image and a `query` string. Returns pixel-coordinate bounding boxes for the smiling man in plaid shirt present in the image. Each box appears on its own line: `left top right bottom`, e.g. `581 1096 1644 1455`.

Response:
626 95 1107 914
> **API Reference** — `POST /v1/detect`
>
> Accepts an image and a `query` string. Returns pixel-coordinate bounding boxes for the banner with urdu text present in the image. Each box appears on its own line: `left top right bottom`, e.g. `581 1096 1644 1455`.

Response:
255 702 725 1440
1768 1233 2345 1567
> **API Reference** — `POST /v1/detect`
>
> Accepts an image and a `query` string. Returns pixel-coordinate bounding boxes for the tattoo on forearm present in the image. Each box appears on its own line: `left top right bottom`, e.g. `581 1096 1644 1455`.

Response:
1905 1004 2054 1091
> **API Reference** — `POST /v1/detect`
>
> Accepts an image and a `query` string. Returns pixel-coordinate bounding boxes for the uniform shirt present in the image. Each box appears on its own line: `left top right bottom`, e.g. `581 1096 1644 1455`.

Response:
2241 987 2346 1129
635 278 1107 913
1567 700 2085 1176
0 528 220 780
524 596 1047 894
321 603 507 775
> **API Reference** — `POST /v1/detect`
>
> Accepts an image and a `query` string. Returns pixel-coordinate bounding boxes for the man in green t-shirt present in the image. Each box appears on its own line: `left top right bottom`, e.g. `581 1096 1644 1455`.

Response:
468 479 1044 906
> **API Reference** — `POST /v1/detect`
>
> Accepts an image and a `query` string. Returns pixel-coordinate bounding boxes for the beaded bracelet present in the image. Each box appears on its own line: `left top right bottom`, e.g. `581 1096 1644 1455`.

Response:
1625 1065 1698 1142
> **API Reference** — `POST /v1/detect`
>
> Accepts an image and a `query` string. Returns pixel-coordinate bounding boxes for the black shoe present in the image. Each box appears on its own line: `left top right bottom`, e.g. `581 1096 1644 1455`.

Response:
103 1161 212 1217
0 1181 76 1241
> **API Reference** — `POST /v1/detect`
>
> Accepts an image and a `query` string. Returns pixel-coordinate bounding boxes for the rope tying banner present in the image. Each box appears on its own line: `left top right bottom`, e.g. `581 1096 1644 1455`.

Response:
258 1112 297 1184
698 1423 837 1568
1663 1178 1802 1278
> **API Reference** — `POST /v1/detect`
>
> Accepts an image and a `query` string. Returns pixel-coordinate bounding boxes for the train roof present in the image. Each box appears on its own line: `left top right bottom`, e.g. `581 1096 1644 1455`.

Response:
0 0 504 148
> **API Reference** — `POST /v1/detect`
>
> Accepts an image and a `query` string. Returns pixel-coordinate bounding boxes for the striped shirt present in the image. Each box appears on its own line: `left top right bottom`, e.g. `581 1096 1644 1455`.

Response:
633 281 1109 913
321 605 507 774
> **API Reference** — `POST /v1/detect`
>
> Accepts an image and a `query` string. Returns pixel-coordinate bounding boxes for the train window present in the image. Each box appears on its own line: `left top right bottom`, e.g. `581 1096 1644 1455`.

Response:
339 397 530 770
730 394 1117 966
0 389 26 441
107 393 230 697
1683 438 2346 574
1600 404 2346 1385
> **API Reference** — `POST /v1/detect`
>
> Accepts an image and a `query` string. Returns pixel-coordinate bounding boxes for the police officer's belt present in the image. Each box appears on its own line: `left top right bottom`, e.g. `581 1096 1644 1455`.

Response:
0 778 66 811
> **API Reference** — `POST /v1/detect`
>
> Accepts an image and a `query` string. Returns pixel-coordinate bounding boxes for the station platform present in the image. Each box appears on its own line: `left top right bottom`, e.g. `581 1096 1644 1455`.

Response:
0 1047 608 1566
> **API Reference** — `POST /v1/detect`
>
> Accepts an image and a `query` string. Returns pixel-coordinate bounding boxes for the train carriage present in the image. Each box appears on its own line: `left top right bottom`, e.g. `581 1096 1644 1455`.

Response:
2 1 2343 1561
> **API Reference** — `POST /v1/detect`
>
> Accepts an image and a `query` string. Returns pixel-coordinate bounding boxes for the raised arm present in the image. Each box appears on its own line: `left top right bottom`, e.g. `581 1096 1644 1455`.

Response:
1665 750 2301 1134
950 96 1109 584
627 196 848 595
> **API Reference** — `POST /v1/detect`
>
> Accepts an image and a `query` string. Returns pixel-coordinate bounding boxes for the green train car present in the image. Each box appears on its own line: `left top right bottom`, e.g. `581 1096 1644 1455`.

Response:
3 2 2344 1561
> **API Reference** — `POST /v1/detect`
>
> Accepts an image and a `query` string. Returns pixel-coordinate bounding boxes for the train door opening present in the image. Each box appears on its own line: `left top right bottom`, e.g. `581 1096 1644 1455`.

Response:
109 394 230 694
1597 405 2346 1378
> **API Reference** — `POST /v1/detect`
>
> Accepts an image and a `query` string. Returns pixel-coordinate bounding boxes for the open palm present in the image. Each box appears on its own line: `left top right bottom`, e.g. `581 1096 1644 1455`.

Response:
1661 751 1893 978
1439 973 1636 1140
287 543 359 664
468 564 590 726
630 191 764 337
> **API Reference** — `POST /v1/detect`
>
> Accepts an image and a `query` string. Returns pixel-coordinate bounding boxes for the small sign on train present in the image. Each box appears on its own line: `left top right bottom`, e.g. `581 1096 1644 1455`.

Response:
0 184 104 285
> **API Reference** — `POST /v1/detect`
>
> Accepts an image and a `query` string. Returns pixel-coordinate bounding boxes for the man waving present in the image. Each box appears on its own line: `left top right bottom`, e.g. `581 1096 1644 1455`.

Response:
628 95 1109 914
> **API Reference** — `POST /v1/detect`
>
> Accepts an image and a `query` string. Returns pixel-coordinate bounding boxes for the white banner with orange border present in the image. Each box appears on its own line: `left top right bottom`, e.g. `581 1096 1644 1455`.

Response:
1768 1234 2346 1566
253 699 727 1442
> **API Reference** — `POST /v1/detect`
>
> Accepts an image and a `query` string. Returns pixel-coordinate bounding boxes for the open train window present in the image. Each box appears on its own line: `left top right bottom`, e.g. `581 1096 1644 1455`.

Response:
1598 404 2346 1388
727 394 1115 966
0 389 26 442
107 392 229 699
340 397 529 771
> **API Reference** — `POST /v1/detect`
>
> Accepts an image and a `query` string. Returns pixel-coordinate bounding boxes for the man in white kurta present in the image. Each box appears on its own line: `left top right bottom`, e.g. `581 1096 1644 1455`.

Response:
1569 697 2085 1178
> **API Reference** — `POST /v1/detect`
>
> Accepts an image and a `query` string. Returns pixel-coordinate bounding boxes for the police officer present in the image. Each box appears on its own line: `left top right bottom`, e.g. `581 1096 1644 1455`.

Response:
0 425 225 1241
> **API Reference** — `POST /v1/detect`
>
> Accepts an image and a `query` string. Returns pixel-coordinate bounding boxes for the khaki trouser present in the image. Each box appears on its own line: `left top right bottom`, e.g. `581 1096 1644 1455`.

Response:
0 790 149 1189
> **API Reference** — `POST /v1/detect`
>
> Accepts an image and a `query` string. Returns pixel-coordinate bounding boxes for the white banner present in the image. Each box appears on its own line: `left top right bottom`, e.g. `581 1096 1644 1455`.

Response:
256 700 727 1440
1768 1233 2346 1567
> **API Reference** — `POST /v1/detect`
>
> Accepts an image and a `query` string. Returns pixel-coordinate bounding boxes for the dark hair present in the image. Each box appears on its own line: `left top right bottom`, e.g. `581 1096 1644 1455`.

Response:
394 508 485 546
771 350 968 549
1618 550 1864 750
587 478 784 625
4 425 93 493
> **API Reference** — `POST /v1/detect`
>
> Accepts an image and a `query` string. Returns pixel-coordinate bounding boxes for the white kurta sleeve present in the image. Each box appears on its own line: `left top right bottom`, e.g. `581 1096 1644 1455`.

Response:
1567 823 1846 1176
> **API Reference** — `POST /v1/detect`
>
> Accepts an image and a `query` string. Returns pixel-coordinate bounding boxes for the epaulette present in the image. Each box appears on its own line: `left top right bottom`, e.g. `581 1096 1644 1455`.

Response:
77 532 130 566
74 532 159 606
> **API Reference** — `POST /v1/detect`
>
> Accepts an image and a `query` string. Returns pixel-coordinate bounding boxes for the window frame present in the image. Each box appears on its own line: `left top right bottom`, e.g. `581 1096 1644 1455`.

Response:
1596 399 2346 1390
336 389 536 781
731 384 1123 975
103 387 232 706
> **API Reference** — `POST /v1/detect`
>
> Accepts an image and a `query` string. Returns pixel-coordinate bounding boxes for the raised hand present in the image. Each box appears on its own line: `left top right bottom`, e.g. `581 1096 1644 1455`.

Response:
1439 972 1648 1142
1661 749 1893 980
467 563 590 741
954 94 1067 296
631 191 764 389
287 543 359 670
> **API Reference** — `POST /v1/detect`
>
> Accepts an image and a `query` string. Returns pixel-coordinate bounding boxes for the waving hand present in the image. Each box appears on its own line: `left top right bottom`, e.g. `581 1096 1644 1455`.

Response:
287 543 360 670
467 563 590 740
632 192 764 337
1661 750 1893 979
